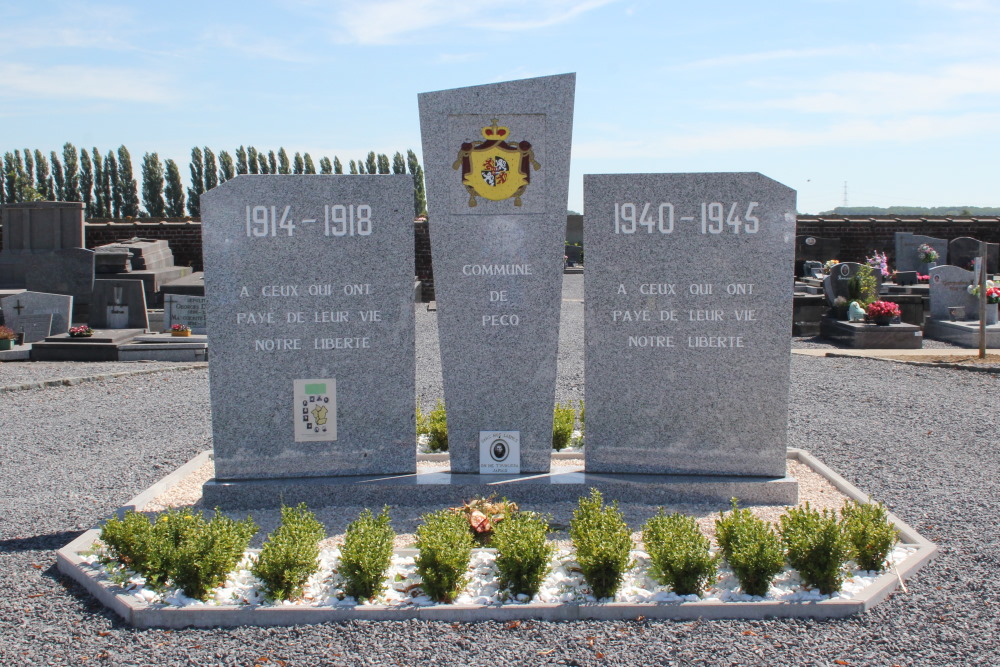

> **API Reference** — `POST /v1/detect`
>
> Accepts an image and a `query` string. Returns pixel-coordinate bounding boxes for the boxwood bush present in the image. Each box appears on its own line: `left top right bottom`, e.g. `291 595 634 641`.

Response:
642 510 718 596
841 500 898 572
569 489 633 600
715 499 784 598
252 503 326 601
338 507 396 602
415 509 473 603
779 502 851 595
491 511 554 599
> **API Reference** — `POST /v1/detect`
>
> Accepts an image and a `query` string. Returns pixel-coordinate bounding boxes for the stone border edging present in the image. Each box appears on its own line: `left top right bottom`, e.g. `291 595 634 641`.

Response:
822 353 1000 374
56 449 937 628
0 363 207 393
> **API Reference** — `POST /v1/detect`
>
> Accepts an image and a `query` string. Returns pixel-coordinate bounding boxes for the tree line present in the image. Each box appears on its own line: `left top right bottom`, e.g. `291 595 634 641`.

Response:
1 144 428 219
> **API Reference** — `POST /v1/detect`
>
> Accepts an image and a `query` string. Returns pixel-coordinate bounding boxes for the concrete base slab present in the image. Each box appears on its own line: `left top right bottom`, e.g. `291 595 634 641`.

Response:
924 318 1000 348
820 316 923 349
30 329 145 361
56 448 936 627
202 468 799 510
0 343 31 361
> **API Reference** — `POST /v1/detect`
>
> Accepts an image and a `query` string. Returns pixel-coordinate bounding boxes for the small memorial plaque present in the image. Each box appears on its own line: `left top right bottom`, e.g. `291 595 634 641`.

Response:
479 431 520 474
293 379 337 442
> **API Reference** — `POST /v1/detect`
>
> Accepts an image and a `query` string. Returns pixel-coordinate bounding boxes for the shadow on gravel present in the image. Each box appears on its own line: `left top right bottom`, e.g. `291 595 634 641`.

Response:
0 530 85 552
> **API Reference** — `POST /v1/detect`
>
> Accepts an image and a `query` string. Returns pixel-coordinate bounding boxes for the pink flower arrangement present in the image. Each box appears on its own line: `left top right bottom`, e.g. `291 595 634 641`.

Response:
68 325 93 337
171 323 191 332
917 273 929 283
866 301 901 319
987 286 1000 304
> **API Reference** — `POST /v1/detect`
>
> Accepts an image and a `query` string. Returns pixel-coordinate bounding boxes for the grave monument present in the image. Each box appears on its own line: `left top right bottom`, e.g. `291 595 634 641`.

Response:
418 73 575 474
584 172 796 479
200 175 416 484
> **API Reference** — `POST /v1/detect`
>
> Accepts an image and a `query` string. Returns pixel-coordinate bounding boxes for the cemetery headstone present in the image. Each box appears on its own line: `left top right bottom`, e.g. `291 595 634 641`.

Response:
822 262 884 306
948 237 998 274
89 279 149 329
163 294 207 334
418 73 575 474
583 172 796 477
794 236 840 277
928 265 979 320
15 314 53 343
201 174 416 480
895 232 948 273
0 291 73 336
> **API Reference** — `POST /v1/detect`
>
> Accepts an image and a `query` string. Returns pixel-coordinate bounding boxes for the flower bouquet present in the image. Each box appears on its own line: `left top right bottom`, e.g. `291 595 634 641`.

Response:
866 251 890 278
967 281 999 304
917 244 938 264
822 259 840 275
68 325 93 338
171 323 192 337
866 301 901 325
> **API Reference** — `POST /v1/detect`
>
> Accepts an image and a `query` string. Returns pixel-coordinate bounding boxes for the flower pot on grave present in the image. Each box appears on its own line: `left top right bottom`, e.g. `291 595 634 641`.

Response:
872 315 893 326
0 339 13 351
171 330 192 337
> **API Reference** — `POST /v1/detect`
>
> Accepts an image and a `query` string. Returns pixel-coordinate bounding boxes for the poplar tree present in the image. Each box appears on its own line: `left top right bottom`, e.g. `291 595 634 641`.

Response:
92 149 106 217
392 152 406 174
293 152 304 174
365 151 377 174
141 152 165 217
247 146 259 174
2 153 14 203
118 146 140 217
203 147 218 191
268 150 277 174
106 151 122 217
164 159 185 217
319 157 332 174
218 151 235 183
23 149 35 190
303 153 316 174
187 147 204 216
51 151 65 201
349 160 358 174
235 146 249 175
62 142 80 202
333 157 343 174
34 150 52 200
377 153 390 174
407 149 427 216
257 153 269 174
278 148 290 174
80 148 94 216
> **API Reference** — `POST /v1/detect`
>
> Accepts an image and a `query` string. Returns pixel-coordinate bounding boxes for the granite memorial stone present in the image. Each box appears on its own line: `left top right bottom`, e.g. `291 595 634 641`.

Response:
89 279 149 329
948 237 998 274
823 262 883 306
895 232 948 273
14 314 53 343
929 265 979 320
0 290 73 336
201 174 416 480
794 236 840 277
163 294 207 334
583 172 796 477
418 73 575 474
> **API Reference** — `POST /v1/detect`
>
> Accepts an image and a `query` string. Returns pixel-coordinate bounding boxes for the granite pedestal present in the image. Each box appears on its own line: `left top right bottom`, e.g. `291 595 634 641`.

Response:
819 316 923 349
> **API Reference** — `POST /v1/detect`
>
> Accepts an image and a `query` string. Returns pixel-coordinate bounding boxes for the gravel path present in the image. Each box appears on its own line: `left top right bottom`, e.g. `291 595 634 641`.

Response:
2 274 998 665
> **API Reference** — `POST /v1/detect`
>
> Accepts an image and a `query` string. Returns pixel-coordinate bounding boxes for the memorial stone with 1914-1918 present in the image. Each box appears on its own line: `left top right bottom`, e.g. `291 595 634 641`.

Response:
200 175 416 481
584 172 796 478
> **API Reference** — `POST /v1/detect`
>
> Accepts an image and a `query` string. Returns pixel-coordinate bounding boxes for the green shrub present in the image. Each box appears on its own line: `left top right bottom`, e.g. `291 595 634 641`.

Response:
569 489 633 600
339 507 396 602
552 401 576 450
715 499 783 597
167 509 257 601
252 503 326 601
415 399 430 437
99 510 168 586
415 509 473 603
100 507 257 599
641 510 718 596
841 500 898 572
427 399 448 452
491 512 554 599
578 400 585 436
779 503 851 595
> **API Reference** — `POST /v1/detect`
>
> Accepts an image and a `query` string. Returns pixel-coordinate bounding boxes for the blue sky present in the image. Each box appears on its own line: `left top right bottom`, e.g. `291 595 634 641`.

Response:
2 0 998 214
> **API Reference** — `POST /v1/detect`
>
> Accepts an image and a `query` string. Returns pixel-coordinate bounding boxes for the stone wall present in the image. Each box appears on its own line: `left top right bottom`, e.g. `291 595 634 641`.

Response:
414 218 433 301
84 219 204 271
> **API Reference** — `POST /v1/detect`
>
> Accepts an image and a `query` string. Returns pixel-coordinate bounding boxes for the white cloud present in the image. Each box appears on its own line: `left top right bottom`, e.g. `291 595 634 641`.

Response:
331 0 619 44
574 112 1000 158
0 63 175 103
754 63 1000 115
0 5 142 54
677 46 861 70
200 27 316 63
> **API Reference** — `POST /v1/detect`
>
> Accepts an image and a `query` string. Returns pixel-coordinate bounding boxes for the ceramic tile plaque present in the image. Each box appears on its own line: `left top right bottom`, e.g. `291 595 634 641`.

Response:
418 73 575 474
584 173 796 477
201 175 415 480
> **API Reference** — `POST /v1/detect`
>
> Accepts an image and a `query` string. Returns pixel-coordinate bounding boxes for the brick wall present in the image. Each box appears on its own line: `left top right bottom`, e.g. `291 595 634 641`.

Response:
414 219 434 301
796 216 1000 265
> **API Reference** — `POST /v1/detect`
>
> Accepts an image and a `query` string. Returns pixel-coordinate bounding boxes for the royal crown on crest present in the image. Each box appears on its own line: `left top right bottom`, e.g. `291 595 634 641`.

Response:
481 119 510 140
